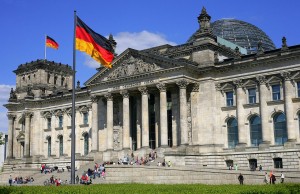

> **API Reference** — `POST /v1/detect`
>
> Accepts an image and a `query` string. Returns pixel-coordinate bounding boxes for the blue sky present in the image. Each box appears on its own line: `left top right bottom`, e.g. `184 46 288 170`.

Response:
0 0 300 133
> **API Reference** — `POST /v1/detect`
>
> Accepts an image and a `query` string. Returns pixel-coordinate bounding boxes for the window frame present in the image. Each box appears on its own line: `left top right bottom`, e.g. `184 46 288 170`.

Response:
271 84 281 101
248 88 257 104
58 115 63 128
226 91 234 107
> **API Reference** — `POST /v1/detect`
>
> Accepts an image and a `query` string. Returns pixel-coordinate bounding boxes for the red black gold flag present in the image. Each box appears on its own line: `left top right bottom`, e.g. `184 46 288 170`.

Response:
46 36 59 50
76 16 114 68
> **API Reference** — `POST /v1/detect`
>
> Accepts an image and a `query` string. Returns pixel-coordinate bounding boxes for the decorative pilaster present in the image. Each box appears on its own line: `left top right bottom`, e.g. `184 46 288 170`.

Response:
233 79 247 147
256 76 271 145
91 95 99 152
120 90 130 150
157 83 168 147
138 86 149 148
191 83 200 145
24 112 33 157
7 114 15 159
176 79 189 146
281 72 296 142
105 93 114 150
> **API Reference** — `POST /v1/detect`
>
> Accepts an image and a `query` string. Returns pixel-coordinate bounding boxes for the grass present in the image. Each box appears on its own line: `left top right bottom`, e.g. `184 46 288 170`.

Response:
0 183 300 194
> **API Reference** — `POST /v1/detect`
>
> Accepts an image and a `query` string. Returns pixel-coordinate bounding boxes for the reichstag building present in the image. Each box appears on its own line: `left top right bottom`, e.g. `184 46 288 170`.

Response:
4 8 300 170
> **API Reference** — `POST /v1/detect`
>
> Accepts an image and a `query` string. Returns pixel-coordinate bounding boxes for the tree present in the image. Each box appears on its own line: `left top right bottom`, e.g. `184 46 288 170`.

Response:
0 132 5 145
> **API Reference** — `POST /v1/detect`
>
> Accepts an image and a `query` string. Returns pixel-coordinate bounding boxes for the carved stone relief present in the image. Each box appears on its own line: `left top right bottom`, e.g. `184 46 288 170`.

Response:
107 57 161 80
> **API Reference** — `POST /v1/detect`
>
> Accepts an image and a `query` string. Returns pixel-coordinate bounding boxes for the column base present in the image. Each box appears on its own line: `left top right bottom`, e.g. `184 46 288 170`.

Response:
235 143 247 152
177 144 188 153
287 139 297 142
259 141 270 151
284 141 297 148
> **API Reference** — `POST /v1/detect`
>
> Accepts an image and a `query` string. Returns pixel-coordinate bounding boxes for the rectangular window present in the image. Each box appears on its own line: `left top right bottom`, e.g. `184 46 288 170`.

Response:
297 82 300 97
272 85 280 101
83 112 88 125
226 91 234 106
47 118 51 129
59 116 63 128
248 88 256 104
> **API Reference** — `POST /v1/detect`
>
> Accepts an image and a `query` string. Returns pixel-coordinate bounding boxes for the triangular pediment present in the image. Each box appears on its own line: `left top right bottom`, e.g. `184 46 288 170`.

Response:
103 56 162 81
85 48 190 86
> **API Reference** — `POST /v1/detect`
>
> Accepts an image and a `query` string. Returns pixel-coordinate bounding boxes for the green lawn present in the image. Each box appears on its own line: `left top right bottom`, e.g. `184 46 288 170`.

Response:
1 183 300 194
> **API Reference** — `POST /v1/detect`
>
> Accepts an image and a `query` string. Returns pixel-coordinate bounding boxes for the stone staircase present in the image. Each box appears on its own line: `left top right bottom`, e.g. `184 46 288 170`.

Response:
103 165 300 184
1 158 300 185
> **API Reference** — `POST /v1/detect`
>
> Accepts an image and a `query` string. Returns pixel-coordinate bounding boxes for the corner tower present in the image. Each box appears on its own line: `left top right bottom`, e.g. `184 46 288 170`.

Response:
12 59 73 100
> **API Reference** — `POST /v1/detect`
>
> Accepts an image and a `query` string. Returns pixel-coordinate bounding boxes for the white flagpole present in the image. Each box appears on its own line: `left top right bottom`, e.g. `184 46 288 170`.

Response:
71 10 77 185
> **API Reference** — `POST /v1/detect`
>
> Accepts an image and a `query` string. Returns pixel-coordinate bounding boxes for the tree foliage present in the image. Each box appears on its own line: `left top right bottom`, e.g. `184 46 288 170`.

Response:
0 132 5 145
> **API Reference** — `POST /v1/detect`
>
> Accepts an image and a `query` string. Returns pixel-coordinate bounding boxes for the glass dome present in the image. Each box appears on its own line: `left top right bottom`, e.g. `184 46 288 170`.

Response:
187 19 276 54
211 19 276 54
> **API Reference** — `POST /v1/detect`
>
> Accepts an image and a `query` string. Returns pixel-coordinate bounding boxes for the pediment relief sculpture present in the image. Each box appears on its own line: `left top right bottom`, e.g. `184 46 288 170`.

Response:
105 57 161 80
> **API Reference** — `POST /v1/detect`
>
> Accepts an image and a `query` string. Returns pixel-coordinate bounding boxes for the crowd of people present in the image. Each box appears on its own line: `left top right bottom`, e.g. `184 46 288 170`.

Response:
238 171 285 185
8 175 34 185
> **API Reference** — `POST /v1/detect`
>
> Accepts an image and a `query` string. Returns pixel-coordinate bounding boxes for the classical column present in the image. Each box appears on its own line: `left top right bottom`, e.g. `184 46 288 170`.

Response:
233 79 247 146
121 90 130 150
257 76 271 144
138 86 149 148
136 97 141 149
171 90 179 147
91 95 99 152
7 114 15 159
157 83 168 147
24 112 32 157
154 94 160 148
105 93 114 150
176 79 189 146
282 72 296 142
191 83 200 145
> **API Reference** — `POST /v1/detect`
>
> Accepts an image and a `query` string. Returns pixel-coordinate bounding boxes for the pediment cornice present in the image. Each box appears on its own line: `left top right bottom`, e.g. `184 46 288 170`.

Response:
85 48 200 87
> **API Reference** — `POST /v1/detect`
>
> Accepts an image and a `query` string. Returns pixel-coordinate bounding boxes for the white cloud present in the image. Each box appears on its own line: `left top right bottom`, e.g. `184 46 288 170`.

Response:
0 84 15 133
83 30 177 68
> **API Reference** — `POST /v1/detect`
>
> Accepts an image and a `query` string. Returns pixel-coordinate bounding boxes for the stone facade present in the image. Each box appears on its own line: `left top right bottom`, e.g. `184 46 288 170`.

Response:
4 8 300 170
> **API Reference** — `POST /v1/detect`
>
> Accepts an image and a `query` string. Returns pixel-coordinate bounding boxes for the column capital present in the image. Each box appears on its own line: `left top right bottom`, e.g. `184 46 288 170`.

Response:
7 114 15 120
192 83 200 92
256 75 268 85
281 71 292 81
105 93 113 101
120 90 129 98
90 95 99 103
156 83 166 92
24 112 33 118
138 86 148 95
233 79 244 88
176 79 189 89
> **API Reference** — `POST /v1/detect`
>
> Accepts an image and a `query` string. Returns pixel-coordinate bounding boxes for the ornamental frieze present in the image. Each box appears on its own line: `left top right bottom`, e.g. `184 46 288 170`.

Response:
106 57 161 80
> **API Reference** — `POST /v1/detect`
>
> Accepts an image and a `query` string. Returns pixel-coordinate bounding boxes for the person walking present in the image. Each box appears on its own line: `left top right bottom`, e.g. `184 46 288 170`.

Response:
271 174 276 184
76 175 79 184
238 173 244 185
280 172 284 183
264 172 268 184
8 175 12 186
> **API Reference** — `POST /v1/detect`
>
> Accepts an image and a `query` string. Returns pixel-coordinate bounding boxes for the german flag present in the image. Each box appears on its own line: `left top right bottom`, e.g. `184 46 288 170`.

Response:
76 16 114 68
46 36 59 50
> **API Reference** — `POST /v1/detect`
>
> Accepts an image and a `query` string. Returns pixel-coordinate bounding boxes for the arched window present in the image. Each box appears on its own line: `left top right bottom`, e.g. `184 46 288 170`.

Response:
47 137 51 157
59 136 63 156
250 116 262 146
61 77 65 86
274 113 287 145
54 76 58 85
84 133 89 155
227 118 238 148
